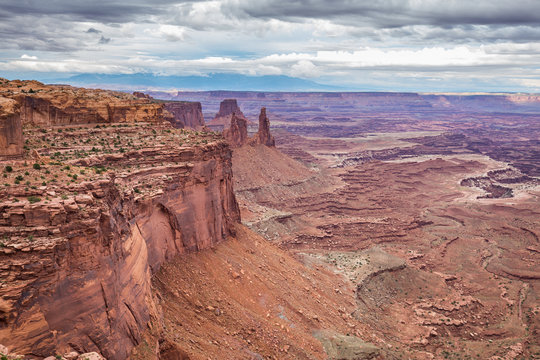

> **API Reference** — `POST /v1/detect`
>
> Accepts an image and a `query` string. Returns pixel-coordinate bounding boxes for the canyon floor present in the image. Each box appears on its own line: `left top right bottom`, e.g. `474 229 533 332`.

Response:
231 130 540 359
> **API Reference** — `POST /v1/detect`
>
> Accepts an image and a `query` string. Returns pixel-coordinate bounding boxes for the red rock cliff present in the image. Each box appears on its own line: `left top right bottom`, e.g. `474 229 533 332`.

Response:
0 79 173 127
164 101 205 130
0 101 239 359
0 97 23 159
208 99 248 126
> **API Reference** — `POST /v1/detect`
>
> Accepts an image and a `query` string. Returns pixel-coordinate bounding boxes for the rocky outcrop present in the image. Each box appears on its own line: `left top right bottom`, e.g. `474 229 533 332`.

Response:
132 91 153 100
223 113 248 148
0 80 174 127
313 330 380 360
209 99 247 126
0 97 23 159
221 107 275 149
249 107 275 147
164 102 205 130
0 112 239 359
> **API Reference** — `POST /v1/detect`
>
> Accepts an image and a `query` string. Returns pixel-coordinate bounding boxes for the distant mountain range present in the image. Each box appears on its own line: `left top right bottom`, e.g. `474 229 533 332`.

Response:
52 73 344 92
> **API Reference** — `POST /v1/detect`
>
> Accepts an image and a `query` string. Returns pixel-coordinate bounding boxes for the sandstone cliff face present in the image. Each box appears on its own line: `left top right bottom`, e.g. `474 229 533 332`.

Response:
0 97 23 159
223 113 248 148
249 107 275 147
208 99 247 126
0 122 239 359
0 80 174 127
164 102 205 130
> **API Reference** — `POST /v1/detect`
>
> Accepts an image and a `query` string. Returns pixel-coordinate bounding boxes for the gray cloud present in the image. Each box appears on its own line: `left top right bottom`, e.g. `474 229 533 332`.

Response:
234 0 540 27
0 1 195 23
1 0 539 53
98 36 111 44
1 0 539 92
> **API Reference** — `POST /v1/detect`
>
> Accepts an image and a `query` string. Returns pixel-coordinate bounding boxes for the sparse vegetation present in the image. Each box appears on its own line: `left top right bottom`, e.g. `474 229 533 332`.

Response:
27 196 41 204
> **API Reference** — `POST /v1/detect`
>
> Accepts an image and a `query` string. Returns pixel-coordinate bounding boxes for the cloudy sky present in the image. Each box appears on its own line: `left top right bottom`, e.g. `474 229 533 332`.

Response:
1 0 540 91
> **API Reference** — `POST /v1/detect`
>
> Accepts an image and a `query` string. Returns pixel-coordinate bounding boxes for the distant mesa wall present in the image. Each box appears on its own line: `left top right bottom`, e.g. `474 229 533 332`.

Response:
132 91 153 100
209 99 249 126
164 101 206 130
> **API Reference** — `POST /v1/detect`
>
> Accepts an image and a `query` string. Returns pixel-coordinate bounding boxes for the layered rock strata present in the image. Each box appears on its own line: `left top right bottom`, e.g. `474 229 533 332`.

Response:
0 97 23 159
209 99 247 126
0 79 173 127
164 102 205 130
0 113 239 358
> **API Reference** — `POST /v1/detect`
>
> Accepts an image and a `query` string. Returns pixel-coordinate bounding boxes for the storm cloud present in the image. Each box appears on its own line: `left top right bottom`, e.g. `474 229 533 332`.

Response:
0 0 539 91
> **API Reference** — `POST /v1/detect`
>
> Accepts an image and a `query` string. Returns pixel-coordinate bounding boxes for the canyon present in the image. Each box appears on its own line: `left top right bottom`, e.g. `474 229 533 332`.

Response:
0 79 241 359
0 80 539 360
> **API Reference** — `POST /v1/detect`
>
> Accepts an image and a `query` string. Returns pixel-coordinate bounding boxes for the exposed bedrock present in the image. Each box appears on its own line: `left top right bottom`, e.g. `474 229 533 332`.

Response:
164 101 205 130
0 97 23 159
249 107 275 147
0 79 174 127
0 142 240 359
223 107 276 149
209 99 247 126
223 112 248 148
17 95 172 126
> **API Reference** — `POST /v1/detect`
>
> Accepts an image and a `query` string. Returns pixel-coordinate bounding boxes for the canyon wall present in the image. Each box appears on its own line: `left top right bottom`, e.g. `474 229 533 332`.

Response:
0 141 240 359
164 101 205 130
0 79 240 359
0 97 23 159
0 79 173 127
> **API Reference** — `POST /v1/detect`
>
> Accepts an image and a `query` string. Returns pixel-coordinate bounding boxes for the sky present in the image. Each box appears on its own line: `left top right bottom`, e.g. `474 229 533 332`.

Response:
1 0 540 92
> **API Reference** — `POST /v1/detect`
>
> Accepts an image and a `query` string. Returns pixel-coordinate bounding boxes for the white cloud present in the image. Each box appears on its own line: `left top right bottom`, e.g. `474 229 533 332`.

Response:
0 59 131 74
2 44 539 78
155 25 189 42
291 60 319 77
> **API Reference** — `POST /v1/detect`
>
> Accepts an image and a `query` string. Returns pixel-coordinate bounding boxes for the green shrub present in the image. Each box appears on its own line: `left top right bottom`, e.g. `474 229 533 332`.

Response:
33 163 41 170
4 165 13 172
27 196 41 204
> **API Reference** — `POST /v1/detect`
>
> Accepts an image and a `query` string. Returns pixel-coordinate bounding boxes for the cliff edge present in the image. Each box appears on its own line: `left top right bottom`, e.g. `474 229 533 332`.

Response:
0 81 240 359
